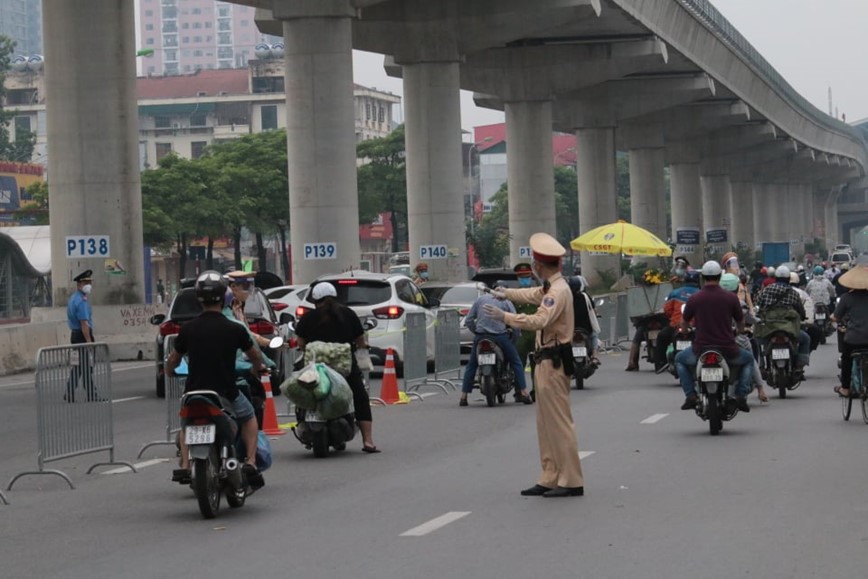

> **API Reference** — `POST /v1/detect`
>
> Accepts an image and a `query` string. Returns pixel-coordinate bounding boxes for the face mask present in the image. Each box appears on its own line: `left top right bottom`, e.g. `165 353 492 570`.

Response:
82 284 92 295
674 268 685 277
420 271 429 280
518 277 532 288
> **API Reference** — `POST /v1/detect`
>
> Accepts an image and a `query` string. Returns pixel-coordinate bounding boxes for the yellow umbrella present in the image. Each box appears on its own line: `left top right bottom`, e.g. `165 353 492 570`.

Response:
570 220 672 257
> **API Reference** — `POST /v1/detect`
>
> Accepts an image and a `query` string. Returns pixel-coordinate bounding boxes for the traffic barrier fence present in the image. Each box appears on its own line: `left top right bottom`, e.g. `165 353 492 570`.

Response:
138 335 184 458
7 343 135 491
433 309 461 386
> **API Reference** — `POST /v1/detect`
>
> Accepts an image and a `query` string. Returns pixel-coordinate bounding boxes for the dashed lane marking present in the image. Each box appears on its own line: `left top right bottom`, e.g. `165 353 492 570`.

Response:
102 458 169 475
112 396 145 404
579 451 595 460
401 511 472 537
640 413 669 424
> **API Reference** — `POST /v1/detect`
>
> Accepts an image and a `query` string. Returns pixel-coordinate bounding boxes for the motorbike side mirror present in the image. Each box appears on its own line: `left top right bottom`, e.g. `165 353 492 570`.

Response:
268 336 285 350
596 298 605 307
150 314 166 325
285 321 296 333
363 318 378 331
279 312 295 325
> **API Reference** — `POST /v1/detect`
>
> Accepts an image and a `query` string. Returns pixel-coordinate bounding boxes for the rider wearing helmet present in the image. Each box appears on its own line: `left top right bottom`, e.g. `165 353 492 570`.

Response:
806 265 836 309
568 276 601 366
754 266 811 377
789 272 821 352
655 270 702 369
722 272 769 402
675 261 754 412
166 271 266 488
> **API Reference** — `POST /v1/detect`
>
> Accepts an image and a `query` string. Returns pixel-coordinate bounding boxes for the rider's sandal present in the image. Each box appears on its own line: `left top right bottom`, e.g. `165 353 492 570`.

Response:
834 386 850 398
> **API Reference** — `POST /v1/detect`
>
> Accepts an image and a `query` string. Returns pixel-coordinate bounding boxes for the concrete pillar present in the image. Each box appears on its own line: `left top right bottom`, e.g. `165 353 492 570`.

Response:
282 8 360 283
752 184 774 249
769 184 788 243
824 187 842 248
700 174 732 260
505 101 556 264
802 184 815 242
628 148 667 241
576 127 618 286
403 61 466 281
669 163 703 266
729 181 755 252
785 183 804 253
45 0 144 305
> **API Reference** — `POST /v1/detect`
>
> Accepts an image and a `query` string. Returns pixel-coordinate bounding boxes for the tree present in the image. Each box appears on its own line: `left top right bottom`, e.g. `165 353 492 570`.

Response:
357 125 407 252
0 36 36 162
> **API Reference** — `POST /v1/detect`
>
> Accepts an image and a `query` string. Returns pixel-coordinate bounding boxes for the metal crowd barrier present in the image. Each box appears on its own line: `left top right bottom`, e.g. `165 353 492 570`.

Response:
433 309 461 386
595 293 631 352
138 335 185 458
7 343 135 491
402 311 451 395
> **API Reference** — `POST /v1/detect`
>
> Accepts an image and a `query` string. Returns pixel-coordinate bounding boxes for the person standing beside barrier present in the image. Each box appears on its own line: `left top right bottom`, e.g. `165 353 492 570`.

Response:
484 233 585 498
65 269 99 402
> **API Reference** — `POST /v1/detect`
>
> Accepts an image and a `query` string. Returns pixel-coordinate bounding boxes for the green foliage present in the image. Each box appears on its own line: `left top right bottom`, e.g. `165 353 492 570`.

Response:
0 36 36 162
356 125 407 252
616 153 630 221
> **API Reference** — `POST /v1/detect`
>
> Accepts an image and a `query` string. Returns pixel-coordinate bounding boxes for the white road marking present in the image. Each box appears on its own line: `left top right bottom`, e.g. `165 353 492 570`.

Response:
102 458 169 475
579 451 595 460
419 392 438 399
0 363 154 390
640 413 670 424
112 396 145 404
401 511 471 537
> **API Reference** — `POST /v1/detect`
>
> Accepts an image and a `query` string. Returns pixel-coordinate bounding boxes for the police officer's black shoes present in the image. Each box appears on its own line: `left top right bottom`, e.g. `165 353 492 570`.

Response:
680 395 698 410
543 486 584 498
520 484 552 496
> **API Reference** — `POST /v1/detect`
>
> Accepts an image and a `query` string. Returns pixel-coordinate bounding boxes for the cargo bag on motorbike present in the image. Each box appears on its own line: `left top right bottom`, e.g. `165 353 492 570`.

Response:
280 362 320 410
303 341 353 377
314 363 354 420
754 307 801 340
255 431 273 472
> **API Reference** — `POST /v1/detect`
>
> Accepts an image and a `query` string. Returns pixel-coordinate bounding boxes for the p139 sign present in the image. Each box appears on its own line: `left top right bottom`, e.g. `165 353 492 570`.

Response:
66 236 110 258
304 243 337 260
419 245 447 260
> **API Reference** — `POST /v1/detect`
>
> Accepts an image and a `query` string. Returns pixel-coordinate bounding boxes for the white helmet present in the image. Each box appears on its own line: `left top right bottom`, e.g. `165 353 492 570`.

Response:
310 282 337 301
775 265 791 279
767 266 776 277
789 272 800 285
701 260 722 277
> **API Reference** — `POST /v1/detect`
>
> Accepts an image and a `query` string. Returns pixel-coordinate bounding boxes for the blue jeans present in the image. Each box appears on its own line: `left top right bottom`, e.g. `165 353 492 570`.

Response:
675 347 753 398
462 333 528 394
757 331 811 367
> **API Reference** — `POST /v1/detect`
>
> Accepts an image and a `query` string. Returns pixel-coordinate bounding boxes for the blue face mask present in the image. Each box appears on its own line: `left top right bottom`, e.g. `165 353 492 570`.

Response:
518 277 532 287
420 271 429 280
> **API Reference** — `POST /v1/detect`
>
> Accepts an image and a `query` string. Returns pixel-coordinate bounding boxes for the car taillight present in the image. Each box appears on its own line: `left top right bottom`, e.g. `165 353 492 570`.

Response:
459 308 469 316
772 335 789 344
249 320 275 336
271 302 288 311
702 352 720 365
288 338 298 349
296 306 312 318
373 305 404 320
180 401 222 419
479 340 494 353
337 279 358 285
159 320 181 336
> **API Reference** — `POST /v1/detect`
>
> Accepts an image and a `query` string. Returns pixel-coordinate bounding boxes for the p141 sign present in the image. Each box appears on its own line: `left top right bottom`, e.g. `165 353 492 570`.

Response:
419 245 447 260
304 243 337 260
66 236 110 258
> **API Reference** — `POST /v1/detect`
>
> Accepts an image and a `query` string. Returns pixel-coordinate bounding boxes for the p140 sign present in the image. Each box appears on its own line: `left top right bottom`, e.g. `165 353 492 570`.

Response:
66 236 110 258
303 242 337 260
419 245 447 260
519 246 532 259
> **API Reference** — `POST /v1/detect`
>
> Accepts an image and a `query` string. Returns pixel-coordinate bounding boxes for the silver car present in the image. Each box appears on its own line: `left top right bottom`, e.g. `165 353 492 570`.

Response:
420 282 486 355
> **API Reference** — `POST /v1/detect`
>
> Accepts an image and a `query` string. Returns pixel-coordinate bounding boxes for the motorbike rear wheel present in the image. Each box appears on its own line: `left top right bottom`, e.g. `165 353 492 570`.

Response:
192 448 221 519
312 429 330 458
482 376 496 407
226 486 246 509
707 397 722 436
575 374 584 390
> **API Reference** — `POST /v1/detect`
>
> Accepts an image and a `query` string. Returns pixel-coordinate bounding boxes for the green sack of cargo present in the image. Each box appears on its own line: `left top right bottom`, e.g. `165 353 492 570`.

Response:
315 363 355 420
303 341 353 377
754 307 801 340
313 362 333 400
280 363 319 410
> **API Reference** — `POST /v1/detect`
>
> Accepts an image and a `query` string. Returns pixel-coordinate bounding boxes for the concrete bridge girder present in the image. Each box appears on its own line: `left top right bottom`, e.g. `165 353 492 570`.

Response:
663 122 778 166
698 138 798 178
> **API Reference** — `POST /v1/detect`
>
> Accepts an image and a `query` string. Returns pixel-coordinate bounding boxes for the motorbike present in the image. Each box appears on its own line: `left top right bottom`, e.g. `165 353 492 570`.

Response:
668 327 696 379
761 330 802 398
571 328 597 390
475 334 515 406
635 313 670 372
814 303 834 344
177 336 284 519
693 348 744 435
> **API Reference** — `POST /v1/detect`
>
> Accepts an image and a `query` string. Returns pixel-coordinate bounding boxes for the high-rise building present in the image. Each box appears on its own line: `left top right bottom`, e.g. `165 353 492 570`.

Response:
138 0 279 76
0 0 42 57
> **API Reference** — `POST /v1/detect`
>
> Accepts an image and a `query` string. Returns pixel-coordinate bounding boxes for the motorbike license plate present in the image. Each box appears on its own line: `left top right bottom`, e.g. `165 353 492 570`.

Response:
815 313 826 320
572 346 587 358
772 349 790 360
676 340 692 350
478 353 496 365
701 367 724 382
648 330 660 340
185 424 215 445
306 410 323 423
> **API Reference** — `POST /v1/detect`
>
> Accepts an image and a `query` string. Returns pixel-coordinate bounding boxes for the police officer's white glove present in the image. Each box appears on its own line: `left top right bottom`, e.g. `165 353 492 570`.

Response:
482 303 506 321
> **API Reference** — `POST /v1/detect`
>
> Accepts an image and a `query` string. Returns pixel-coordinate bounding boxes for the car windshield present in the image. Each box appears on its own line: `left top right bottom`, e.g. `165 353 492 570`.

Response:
170 289 203 320
311 280 392 306
438 286 480 304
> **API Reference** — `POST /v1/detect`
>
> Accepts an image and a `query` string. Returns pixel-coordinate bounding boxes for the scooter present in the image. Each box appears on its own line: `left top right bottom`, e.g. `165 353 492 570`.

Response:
633 313 669 372
475 334 515 406
571 328 597 390
293 405 357 458
761 330 802 398
693 348 744 436
668 327 696 379
814 303 834 344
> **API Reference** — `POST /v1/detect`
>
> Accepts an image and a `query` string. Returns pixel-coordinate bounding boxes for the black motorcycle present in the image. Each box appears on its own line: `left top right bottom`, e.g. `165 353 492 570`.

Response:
571 328 597 390
814 303 834 344
762 330 802 398
668 327 695 379
293 405 357 458
693 348 743 435
475 335 515 406
634 313 670 372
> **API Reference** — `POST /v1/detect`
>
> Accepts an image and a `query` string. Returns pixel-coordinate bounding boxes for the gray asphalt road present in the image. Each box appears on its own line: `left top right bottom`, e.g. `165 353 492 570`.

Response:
2 341 867 579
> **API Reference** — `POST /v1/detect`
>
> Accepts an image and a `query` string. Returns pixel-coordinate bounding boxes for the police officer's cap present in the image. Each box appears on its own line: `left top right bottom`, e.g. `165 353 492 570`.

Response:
529 233 566 264
513 263 532 275
73 269 93 283
226 270 255 284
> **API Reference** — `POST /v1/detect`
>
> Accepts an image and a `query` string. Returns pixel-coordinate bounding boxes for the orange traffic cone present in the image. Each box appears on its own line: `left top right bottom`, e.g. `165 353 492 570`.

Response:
379 348 401 405
260 371 285 436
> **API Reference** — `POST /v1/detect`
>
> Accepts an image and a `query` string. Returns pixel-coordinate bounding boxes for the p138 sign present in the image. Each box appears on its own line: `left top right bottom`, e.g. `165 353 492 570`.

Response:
419 245 447 260
304 243 337 260
66 236 110 258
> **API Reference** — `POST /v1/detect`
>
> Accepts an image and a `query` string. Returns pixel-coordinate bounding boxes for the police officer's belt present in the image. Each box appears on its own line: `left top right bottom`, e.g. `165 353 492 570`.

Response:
532 344 575 376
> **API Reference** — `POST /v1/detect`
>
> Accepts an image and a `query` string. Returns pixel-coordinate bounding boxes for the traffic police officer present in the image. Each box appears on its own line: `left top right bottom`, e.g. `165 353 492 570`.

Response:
484 233 585 498
68 269 94 344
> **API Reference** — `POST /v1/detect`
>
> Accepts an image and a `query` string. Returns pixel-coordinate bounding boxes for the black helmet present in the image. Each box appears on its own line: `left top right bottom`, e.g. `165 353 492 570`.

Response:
195 270 227 305
567 275 586 293
684 271 701 285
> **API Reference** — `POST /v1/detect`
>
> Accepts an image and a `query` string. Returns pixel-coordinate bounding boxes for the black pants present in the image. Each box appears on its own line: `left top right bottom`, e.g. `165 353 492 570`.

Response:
66 330 96 401
841 342 868 389
348 367 372 422
804 325 822 351
655 326 677 366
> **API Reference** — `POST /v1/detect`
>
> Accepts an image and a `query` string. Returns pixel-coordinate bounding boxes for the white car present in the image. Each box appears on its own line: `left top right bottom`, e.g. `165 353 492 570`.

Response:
265 284 309 317
298 272 437 367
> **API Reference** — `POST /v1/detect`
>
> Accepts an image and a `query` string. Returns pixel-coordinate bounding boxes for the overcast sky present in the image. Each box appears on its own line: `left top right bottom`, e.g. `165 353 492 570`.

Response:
352 0 868 135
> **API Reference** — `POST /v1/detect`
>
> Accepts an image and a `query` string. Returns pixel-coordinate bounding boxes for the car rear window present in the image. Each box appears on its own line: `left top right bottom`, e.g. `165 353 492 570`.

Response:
831 253 851 262
310 280 392 306
266 287 294 299
438 286 480 304
170 289 203 320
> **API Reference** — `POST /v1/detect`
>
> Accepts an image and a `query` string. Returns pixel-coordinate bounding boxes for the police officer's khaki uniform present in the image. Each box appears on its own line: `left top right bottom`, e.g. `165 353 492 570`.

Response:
503 254 584 489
